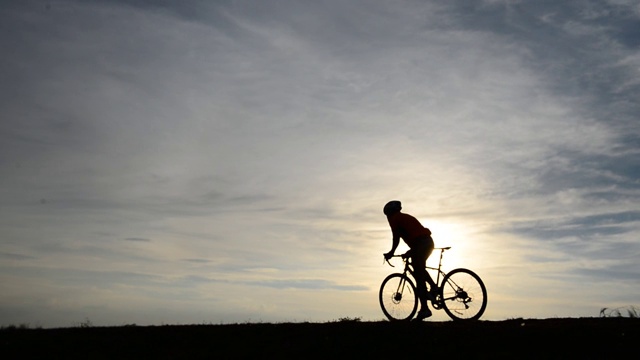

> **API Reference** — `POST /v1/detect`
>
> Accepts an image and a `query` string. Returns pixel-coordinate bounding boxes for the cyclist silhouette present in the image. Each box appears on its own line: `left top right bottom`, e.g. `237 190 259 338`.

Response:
383 200 438 320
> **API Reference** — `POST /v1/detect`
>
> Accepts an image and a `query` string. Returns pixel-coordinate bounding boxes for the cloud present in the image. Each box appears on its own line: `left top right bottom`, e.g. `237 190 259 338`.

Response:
503 210 640 260
179 275 367 291
183 258 211 264
124 238 152 242
247 279 369 291
0 252 36 261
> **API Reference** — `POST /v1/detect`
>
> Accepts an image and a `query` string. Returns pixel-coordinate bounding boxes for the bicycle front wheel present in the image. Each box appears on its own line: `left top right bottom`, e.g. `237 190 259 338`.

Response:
440 268 487 321
379 273 418 321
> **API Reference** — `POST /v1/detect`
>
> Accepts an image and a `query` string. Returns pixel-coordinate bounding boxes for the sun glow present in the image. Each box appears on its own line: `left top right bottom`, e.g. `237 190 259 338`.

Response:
425 220 473 272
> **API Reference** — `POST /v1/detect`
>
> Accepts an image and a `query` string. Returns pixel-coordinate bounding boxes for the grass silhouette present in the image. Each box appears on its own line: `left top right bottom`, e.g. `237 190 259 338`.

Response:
600 305 639 318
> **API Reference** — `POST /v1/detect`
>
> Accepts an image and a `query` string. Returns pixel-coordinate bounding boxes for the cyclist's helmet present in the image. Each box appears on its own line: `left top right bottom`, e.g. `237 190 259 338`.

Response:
383 200 402 216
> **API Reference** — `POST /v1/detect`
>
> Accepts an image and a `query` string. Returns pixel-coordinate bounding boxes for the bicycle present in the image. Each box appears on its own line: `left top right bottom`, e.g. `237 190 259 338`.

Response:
379 247 487 321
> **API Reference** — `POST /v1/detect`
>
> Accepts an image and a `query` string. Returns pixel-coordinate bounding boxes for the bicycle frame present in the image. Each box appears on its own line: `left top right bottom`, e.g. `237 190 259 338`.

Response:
389 247 451 290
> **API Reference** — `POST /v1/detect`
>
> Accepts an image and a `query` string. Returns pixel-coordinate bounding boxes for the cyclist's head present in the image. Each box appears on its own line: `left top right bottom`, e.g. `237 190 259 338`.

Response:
383 200 402 216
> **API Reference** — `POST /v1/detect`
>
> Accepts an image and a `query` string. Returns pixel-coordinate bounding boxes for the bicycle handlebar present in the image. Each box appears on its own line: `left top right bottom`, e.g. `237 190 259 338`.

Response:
383 252 410 267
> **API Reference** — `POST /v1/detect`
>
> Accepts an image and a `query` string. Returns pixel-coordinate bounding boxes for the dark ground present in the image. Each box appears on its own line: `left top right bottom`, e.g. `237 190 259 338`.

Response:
1 318 637 359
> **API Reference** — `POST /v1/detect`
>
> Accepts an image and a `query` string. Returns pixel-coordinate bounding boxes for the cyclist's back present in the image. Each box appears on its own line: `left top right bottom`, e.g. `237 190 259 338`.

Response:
387 212 431 249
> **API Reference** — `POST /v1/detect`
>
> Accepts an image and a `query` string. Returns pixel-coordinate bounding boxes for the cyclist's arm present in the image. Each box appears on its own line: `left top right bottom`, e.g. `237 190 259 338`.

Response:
385 235 400 259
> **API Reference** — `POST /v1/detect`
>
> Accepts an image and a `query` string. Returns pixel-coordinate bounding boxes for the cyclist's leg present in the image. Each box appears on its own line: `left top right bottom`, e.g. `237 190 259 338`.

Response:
411 239 430 308
424 236 437 291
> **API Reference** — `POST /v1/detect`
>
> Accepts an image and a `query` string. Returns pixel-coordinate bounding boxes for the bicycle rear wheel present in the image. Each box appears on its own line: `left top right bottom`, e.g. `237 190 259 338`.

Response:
379 273 418 321
440 268 487 321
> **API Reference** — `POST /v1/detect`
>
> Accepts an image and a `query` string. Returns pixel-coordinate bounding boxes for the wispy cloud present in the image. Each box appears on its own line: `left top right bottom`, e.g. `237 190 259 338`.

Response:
183 258 210 264
247 279 369 291
124 238 152 243
0 252 36 261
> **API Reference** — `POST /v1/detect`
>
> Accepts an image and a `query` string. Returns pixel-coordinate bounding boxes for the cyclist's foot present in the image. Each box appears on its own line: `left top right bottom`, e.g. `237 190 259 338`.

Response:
415 308 432 321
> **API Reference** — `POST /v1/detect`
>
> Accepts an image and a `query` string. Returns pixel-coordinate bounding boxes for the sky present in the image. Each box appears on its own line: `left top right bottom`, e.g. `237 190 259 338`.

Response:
1 0 639 328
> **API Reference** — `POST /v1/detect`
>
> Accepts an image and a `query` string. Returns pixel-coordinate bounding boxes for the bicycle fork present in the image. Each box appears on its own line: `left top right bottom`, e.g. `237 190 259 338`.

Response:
393 277 408 302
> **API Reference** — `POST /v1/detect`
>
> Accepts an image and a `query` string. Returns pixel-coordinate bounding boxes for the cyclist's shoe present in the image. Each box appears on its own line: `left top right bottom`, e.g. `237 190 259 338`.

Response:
415 308 432 321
